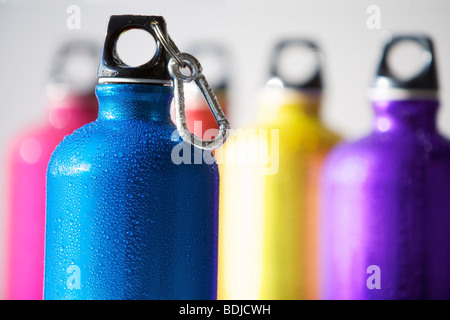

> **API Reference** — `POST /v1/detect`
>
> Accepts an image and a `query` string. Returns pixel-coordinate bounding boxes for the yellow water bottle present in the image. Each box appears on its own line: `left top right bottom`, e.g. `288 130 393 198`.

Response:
217 39 340 300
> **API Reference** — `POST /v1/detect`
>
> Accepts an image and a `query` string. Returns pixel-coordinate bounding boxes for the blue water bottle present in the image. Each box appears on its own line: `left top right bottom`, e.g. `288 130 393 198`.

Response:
44 15 229 300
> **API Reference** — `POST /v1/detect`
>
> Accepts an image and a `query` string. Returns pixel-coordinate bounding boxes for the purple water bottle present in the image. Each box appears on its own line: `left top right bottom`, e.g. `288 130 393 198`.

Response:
320 35 450 299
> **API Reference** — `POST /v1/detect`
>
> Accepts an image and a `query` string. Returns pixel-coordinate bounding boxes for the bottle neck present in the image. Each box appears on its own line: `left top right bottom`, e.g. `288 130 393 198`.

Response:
372 99 439 133
46 94 99 130
257 86 321 121
96 84 173 122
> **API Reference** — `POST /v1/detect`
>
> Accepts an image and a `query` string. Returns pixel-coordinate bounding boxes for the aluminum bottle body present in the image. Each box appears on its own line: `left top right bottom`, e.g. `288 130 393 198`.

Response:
5 95 98 300
320 99 450 299
217 89 339 299
44 84 219 300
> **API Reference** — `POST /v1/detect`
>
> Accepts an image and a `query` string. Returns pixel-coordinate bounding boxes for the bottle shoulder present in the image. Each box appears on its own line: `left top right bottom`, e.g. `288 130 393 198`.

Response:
48 119 218 175
323 130 450 182
53 119 179 149
247 112 341 153
7 121 72 164
330 129 450 156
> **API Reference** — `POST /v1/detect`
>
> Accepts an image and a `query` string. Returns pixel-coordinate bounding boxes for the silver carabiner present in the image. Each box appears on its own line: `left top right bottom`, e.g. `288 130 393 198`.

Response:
151 22 230 150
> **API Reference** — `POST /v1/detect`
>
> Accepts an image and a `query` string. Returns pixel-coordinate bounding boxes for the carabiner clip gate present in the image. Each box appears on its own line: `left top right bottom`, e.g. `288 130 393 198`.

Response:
152 22 230 151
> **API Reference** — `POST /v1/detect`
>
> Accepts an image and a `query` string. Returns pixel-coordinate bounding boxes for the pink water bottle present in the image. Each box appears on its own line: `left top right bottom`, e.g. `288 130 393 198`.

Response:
4 40 99 300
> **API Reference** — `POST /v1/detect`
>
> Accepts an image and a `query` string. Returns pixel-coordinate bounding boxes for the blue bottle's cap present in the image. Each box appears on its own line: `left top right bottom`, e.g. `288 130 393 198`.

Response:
370 35 438 100
97 15 172 85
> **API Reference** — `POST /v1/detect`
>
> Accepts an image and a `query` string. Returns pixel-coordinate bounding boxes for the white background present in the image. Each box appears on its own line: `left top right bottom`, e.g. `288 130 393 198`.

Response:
1 0 450 298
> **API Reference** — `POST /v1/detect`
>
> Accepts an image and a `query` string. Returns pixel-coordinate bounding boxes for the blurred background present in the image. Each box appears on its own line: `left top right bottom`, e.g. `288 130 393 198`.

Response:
1 0 449 298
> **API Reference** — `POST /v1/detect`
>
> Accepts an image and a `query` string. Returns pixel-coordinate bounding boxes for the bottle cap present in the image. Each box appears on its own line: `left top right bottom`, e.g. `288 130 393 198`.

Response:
46 39 100 98
186 42 230 91
97 14 230 150
370 35 438 100
97 15 171 85
269 39 323 92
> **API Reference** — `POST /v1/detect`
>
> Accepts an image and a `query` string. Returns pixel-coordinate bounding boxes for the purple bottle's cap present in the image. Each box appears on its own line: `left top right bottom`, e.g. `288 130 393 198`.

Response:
370 35 439 101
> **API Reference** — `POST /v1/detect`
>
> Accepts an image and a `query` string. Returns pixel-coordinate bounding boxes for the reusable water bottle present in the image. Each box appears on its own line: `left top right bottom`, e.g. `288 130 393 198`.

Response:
320 35 450 299
4 41 99 300
43 15 229 300
217 40 339 300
